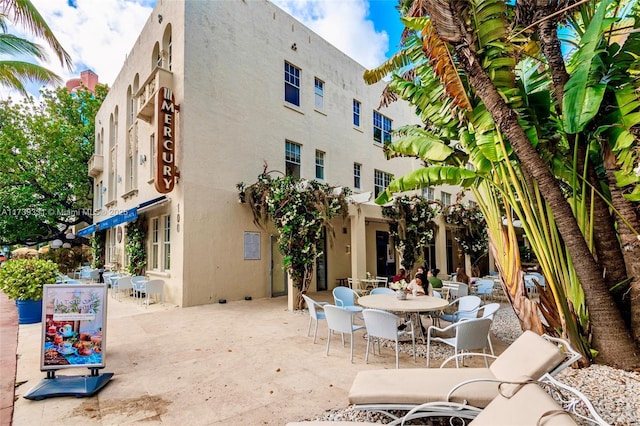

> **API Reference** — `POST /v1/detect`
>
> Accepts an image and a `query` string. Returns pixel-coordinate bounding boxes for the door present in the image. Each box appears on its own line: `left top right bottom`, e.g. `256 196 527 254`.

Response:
270 236 287 297
316 229 327 291
376 231 394 278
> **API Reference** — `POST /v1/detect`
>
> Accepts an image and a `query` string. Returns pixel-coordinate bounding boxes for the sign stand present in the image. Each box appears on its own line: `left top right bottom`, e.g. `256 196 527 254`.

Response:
24 369 113 400
25 284 113 400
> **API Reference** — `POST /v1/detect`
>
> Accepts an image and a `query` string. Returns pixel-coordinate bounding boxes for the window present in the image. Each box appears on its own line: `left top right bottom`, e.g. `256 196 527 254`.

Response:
354 163 361 189
422 187 435 201
97 181 104 210
441 191 452 206
374 169 393 197
168 35 172 71
150 216 170 271
149 134 155 180
314 78 324 110
284 62 300 106
107 229 117 263
373 111 392 145
353 100 361 127
151 218 159 270
315 150 325 180
163 215 171 271
285 140 301 178
126 127 137 192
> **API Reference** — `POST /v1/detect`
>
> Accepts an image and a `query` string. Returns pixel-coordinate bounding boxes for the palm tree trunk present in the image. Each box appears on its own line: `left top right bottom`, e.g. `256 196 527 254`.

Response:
604 148 640 345
538 16 633 334
457 47 640 369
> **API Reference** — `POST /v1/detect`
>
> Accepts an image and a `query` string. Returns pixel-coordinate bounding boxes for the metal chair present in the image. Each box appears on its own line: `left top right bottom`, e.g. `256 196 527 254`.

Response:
324 305 365 363
375 276 389 288
363 309 415 368
301 294 328 343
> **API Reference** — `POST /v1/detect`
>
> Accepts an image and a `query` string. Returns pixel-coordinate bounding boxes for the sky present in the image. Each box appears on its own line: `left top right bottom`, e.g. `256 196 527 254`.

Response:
3 0 405 98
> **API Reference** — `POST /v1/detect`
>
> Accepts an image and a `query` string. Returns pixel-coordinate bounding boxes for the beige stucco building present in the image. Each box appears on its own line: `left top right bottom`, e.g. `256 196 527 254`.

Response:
83 0 470 308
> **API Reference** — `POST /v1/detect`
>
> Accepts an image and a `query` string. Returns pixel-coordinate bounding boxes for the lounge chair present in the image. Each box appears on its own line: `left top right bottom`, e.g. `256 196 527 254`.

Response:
399 373 608 426
287 374 608 426
348 331 581 424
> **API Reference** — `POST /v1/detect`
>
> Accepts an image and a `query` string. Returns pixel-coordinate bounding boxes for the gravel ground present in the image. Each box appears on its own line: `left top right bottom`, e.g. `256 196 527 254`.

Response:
304 306 640 425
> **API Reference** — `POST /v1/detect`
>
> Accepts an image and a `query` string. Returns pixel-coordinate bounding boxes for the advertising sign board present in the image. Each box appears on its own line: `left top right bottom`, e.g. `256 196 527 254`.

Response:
40 284 108 371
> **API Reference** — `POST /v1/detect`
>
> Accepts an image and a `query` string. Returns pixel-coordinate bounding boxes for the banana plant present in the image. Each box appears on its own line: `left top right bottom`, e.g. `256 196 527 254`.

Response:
363 0 640 365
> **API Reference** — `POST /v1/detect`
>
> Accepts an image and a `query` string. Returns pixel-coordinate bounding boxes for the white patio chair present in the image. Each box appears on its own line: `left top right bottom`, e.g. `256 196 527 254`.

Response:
370 287 395 295
143 279 164 308
426 317 493 367
131 276 147 304
324 304 365 363
439 295 482 324
375 276 389 288
302 294 328 343
475 279 495 301
363 309 415 369
115 276 133 301
332 286 363 315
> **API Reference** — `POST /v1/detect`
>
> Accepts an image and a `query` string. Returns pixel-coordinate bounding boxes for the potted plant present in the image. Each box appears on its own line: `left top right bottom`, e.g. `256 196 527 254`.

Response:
0 258 59 324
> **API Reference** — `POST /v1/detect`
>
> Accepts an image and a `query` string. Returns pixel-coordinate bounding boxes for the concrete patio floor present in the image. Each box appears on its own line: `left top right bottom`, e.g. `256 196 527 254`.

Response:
6 290 508 425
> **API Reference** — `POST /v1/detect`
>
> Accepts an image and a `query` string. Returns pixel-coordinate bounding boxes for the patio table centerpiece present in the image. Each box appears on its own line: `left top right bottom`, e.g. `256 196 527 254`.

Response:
390 279 408 300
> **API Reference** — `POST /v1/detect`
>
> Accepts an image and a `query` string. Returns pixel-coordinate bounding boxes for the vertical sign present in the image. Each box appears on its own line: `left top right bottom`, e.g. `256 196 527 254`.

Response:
40 284 108 370
155 87 176 193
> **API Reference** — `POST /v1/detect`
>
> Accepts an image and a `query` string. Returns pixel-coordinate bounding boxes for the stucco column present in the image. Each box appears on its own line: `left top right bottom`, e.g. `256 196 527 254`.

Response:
287 274 296 311
349 204 367 281
434 215 448 275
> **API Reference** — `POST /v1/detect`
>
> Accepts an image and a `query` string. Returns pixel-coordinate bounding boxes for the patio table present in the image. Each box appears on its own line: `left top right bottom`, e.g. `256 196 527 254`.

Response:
358 293 448 343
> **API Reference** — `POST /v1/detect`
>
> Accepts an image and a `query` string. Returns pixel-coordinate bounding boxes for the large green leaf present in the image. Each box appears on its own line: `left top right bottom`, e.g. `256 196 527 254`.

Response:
562 0 611 134
386 133 455 162
375 166 477 204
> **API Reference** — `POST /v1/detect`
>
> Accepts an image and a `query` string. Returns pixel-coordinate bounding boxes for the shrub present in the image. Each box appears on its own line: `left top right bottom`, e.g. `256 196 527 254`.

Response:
0 259 59 300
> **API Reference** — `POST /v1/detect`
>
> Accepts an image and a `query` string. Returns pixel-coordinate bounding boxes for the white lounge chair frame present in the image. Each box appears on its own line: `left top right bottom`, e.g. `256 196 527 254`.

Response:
397 373 608 426
348 332 583 425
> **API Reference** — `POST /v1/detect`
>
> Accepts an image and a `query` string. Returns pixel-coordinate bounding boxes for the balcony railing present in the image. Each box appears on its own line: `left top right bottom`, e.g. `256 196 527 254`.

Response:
135 66 174 123
88 154 104 177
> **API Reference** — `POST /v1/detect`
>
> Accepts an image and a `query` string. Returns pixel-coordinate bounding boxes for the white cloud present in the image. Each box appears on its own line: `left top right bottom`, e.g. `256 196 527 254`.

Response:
1 0 388 98
30 0 153 86
271 0 389 69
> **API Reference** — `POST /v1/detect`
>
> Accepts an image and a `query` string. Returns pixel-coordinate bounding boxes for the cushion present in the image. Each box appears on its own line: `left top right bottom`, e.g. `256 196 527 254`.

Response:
348 368 499 408
489 331 564 382
470 383 577 425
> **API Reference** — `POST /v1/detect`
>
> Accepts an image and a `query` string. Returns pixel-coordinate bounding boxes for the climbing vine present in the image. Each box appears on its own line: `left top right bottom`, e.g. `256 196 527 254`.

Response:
443 194 488 269
90 231 105 268
238 172 350 309
382 195 440 271
125 219 147 276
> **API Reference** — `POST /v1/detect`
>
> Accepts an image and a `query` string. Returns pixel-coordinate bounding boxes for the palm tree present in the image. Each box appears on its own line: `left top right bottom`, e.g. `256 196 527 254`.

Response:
0 0 72 94
365 0 640 368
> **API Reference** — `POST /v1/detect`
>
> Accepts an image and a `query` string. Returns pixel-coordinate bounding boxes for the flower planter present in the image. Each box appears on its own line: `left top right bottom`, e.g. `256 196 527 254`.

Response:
16 299 42 324
396 290 407 300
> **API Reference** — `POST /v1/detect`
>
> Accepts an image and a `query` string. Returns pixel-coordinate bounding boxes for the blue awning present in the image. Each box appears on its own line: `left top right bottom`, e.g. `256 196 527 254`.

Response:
77 224 96 237
97 208 138 231
74 196 168 236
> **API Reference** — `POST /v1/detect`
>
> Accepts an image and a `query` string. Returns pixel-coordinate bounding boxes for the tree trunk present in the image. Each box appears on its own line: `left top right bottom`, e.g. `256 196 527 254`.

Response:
537 16 630 319
457 47 640 369
604 148 640 346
